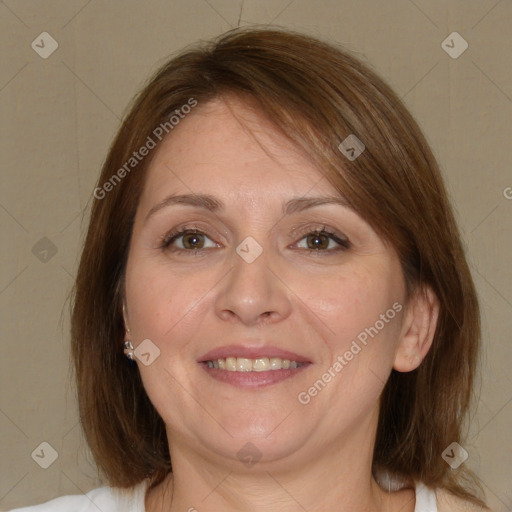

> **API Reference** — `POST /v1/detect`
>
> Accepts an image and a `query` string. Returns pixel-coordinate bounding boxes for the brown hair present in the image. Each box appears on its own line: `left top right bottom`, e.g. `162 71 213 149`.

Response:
71 26 488 507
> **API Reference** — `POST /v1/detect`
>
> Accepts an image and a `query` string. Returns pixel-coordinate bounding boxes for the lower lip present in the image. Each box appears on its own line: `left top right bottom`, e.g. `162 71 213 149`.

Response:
199 362 311 388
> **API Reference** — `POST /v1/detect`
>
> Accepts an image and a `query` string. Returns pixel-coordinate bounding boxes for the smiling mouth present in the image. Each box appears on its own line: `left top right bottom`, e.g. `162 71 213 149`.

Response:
201 357 309 372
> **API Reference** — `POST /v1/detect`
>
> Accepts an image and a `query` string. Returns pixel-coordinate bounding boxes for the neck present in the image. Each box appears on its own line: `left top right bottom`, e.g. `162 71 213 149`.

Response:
145 409 416 512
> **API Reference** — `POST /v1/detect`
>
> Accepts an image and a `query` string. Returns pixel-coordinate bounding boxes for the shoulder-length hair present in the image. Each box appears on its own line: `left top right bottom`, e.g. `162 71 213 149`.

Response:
71 26 488 508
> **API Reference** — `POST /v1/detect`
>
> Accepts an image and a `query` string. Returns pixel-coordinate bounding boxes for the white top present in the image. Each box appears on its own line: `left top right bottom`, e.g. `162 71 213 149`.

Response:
9 480 437 511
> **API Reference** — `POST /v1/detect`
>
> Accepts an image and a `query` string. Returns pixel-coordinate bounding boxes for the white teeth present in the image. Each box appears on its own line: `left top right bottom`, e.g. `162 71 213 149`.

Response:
253 358 270 372
204 357 306 372
236 358 252 372
225 357 237 371
269 357 282 370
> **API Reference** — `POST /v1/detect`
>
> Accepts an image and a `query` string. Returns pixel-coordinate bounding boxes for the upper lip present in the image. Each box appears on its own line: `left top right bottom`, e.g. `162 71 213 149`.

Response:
198 344 311 363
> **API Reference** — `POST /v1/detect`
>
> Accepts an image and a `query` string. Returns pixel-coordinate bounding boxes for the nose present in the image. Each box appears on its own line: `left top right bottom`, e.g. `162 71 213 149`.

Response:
214 245 292 326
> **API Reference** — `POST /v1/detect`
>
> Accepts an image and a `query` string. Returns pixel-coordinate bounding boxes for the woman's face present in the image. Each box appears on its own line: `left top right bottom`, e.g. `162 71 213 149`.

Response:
124 97 409 469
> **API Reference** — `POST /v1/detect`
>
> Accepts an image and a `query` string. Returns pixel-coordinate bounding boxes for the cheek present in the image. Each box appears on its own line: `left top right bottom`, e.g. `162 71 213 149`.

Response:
293 268 404 415
124 253 216 344
292 261 403 356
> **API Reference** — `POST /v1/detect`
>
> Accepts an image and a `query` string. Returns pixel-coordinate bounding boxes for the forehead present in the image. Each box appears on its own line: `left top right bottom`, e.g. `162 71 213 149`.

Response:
138 97 339 209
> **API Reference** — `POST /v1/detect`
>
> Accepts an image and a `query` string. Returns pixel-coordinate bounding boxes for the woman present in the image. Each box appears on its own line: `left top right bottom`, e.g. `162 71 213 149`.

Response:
12 27 490 511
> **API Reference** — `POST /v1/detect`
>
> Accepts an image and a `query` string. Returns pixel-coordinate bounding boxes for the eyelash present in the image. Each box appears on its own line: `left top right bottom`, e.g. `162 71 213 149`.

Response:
160 225 350 255
293 226 350 252
160 227 216 253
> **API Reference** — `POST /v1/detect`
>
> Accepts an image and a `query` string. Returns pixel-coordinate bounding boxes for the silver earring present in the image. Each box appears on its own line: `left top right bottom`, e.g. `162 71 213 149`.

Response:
122 303 134 360
123 340 134 360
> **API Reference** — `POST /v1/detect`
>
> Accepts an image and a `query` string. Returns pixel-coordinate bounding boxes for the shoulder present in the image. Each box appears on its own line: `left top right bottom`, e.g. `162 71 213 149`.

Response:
435 487 492 512
7 481 148 512
7 486 115 512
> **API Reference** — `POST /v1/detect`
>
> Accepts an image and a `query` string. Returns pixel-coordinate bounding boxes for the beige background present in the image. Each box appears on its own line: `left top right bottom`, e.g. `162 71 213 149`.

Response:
0 0 511 510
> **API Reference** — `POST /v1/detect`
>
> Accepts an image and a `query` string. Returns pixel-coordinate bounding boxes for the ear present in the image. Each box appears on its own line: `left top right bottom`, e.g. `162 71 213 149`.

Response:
393 286 440 372
122 301 131 338
117 276 131 338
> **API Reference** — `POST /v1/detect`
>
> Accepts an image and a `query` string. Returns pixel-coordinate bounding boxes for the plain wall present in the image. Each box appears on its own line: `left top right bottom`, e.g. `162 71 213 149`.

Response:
0 0 511 510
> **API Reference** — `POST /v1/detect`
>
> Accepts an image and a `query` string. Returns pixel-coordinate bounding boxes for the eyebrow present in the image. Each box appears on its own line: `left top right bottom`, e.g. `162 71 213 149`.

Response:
145 194 223 222
283 196 349 214
144 193 349 222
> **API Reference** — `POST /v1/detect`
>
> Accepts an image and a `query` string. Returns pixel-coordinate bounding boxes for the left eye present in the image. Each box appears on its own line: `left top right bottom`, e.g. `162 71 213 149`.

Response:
295 231 348 251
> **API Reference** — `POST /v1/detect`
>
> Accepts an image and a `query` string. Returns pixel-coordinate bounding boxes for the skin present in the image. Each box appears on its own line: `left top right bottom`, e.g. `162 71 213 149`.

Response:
123 96 439 512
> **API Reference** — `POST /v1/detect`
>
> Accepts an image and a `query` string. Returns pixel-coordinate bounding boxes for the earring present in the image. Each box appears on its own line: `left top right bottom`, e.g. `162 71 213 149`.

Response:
122 303 134 360
123 340 135 360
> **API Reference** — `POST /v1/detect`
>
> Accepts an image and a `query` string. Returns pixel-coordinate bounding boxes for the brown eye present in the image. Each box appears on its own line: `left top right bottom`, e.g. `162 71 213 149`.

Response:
162 230 217 251
295 229 350 252
182 232 205 249
306 233 330 250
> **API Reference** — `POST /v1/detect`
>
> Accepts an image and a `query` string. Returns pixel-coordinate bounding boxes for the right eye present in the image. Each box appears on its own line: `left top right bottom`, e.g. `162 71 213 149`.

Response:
162 229 218 252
